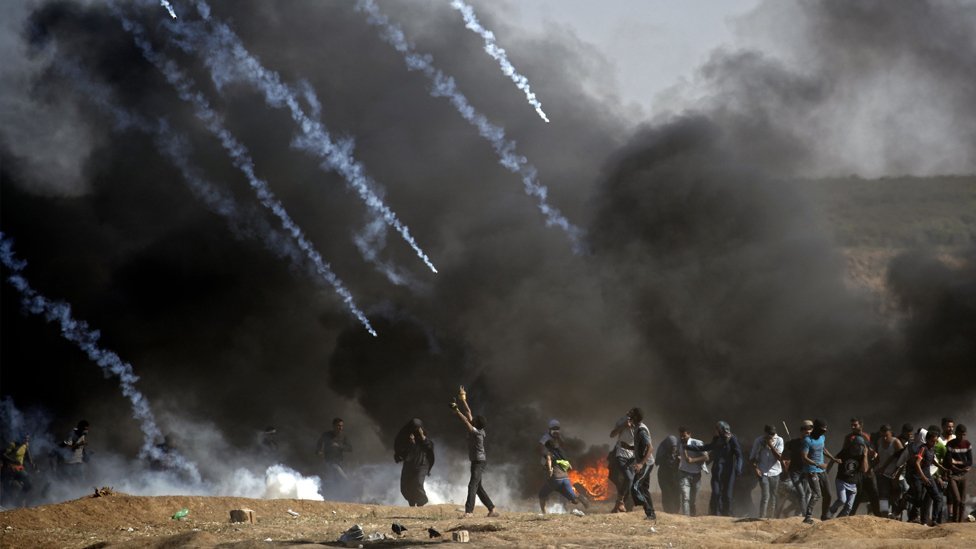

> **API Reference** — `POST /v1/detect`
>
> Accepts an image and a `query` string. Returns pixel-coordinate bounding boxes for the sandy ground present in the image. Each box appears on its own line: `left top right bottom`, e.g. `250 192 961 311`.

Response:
1 493 974 548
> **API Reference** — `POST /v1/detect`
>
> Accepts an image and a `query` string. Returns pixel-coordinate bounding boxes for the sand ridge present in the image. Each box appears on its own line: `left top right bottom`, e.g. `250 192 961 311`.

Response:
1 493 974 548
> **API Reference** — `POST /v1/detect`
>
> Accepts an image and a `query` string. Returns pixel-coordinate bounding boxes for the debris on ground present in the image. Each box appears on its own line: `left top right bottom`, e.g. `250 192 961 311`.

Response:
229 508 256 524
338 524 365 547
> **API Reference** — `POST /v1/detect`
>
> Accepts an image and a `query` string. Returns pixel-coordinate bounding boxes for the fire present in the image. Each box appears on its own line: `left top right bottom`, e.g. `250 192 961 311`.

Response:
568 460 611 501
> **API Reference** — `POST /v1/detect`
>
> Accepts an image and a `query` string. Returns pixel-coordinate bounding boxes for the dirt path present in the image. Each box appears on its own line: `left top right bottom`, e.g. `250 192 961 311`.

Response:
1 494 973 548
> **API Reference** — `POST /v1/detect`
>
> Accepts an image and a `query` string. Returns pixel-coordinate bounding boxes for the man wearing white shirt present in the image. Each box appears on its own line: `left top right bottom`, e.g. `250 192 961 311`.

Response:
609 414 636 512
678 426 708 516
750 425 784 519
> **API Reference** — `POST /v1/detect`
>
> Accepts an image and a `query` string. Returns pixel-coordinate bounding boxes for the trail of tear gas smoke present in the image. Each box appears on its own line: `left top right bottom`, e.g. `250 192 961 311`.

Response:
56 59 375 336
355 0 585 253
164 0 439 275
159 0 177 19
126 23 412 291
0 233 201 482
355 211 429 290
449 0 550 123
112 15 377 336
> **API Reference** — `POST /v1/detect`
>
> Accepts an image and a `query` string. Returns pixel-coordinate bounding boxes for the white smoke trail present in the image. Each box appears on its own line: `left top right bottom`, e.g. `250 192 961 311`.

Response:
355 0 585 253
113 14 377 337
449 0 549 123
55 60 368 334
0 233 201 483
355 212 429 290
159 0 177 19
167 1 439 275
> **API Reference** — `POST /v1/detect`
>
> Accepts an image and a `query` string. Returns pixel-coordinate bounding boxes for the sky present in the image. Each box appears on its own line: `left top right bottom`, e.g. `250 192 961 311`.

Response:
498 0 762 115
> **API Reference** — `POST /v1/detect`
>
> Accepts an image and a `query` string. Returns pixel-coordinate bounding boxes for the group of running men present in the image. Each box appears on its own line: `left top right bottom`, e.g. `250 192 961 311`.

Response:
447 395 971 526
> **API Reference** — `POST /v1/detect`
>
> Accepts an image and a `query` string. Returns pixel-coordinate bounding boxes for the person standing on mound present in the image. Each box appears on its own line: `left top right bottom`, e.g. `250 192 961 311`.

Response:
451 385 499 518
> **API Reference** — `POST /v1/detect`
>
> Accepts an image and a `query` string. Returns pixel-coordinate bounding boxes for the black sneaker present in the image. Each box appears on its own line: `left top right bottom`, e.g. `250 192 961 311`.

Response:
803 517 814 524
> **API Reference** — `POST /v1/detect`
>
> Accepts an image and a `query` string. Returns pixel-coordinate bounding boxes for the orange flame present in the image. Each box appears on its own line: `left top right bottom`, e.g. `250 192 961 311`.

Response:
567 460 611 501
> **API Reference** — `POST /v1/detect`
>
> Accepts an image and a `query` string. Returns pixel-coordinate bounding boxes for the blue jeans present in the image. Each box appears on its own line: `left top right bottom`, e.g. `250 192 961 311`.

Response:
830 480 857 517
679 471 701 516
921 477 944 525
785 471 809 514
758 475 779 518
804 472 824 520
614 456 635 503
539 476 578 502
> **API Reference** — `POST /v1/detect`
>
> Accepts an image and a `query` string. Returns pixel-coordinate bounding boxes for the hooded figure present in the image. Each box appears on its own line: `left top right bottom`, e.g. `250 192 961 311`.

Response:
687 420 743 516
656 434 681 513
394 418 435 506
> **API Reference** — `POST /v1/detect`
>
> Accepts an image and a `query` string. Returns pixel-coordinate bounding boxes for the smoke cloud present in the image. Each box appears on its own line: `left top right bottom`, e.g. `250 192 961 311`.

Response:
1 0 974 504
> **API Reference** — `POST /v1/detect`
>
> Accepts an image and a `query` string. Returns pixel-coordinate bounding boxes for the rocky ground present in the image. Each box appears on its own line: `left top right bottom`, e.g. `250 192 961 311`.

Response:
2 493 974 548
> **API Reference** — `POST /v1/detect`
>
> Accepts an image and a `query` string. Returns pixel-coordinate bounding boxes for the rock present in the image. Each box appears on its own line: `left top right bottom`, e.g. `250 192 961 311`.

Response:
339 524 365 548
229 509 256 524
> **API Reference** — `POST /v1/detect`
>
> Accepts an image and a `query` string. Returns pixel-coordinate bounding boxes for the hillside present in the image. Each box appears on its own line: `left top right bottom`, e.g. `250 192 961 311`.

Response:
2 493 975 548
802 175 976 249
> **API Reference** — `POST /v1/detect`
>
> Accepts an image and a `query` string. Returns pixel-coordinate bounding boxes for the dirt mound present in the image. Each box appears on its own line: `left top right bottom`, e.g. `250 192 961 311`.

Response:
1 495 974 548
773 515 969 546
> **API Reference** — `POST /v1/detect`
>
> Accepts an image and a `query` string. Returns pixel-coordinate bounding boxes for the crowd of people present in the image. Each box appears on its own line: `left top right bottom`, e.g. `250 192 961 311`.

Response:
643 415 972 526
2 396 972 530
397 393 972 527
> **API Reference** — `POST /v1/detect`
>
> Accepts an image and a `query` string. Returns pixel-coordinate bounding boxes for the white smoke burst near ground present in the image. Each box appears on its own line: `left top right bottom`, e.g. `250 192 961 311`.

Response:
356 0 585 253
0 234 201 483
449 0 550 123
112 12 377 337
355 457 520 509
164 0 439 277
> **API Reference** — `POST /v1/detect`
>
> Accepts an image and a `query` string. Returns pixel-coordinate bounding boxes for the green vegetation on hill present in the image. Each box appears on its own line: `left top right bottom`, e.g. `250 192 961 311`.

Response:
800 175 976 248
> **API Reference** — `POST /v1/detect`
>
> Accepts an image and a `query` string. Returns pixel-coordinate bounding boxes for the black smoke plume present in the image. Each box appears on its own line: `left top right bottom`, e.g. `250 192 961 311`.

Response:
1 0 974 500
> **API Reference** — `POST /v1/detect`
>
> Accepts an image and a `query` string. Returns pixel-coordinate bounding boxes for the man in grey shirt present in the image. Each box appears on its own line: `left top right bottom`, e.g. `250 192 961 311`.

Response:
451 386 498 517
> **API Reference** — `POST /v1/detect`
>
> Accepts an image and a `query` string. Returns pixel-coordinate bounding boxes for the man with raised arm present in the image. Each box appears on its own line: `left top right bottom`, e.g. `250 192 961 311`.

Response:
451 385 498 518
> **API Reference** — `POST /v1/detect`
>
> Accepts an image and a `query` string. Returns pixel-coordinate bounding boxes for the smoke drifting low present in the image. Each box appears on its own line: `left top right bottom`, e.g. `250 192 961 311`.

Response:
1 0 974 504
